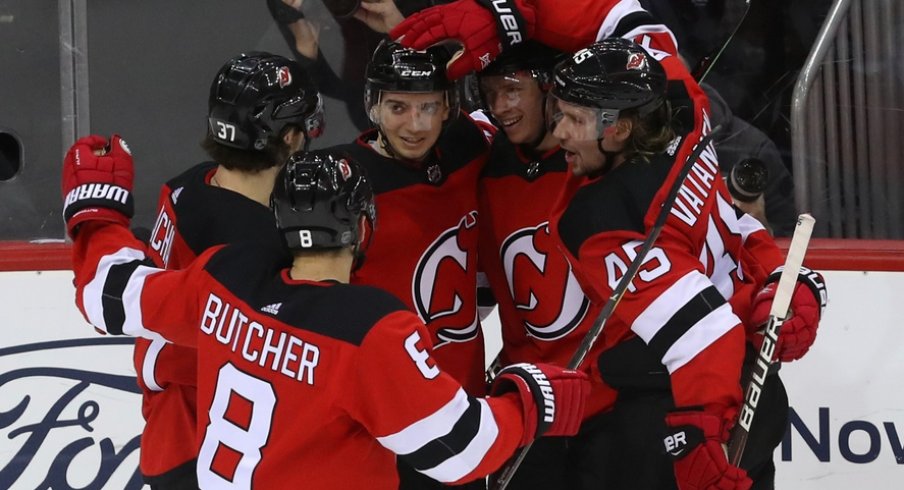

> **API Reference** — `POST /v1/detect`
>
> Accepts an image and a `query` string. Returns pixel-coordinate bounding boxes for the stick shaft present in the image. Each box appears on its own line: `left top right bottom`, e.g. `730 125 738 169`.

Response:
727 213 815 466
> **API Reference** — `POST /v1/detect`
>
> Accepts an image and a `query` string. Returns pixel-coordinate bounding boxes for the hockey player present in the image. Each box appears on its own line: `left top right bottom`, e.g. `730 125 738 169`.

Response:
475 41 617 489
61 141 591 489
541 39 825 490
136 52 324 489
329 39 495 490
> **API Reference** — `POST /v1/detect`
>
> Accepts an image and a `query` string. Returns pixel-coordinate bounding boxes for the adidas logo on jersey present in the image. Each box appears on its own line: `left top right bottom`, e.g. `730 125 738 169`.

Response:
171 187 183 205
261 303 282 315
666 135 682 156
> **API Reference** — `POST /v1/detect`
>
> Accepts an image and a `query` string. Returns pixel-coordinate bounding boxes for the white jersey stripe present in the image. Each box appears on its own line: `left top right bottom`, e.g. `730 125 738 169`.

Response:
631 270 712 342
119 264 169 343
661 302 738 373
141 338 167 392
377 388 471 455
620 25 679 53
596 0 646 42
631 270 740 372
419 399 498 483
82 246 145 333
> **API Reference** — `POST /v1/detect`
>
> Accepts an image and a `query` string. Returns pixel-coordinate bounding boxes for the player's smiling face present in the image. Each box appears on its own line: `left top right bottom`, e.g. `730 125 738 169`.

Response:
376 91 449 161
480 71 545 145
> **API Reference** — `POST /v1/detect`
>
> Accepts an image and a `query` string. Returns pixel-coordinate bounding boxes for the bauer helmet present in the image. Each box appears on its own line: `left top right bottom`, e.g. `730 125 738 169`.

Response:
208 52 324 151
478 41 565 88
272 150 376 251
364 40 459 124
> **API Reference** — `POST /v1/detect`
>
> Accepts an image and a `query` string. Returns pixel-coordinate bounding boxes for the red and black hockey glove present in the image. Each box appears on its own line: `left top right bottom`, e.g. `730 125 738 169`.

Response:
62 134 135 237
490 362 588 446
750 266 827 362
663 409 752 490
390 0 537 79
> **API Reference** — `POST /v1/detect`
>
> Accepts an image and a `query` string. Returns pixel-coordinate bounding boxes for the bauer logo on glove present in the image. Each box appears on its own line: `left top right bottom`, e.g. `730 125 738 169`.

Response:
663 423 704 459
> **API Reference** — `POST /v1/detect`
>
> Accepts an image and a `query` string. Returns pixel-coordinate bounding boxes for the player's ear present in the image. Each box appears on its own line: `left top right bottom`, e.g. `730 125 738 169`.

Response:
612 118 634 144
283 127 306 152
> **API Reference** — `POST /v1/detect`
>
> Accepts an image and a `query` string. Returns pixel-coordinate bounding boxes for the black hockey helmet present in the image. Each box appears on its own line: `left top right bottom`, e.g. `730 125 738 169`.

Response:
479 41 565 86
550 38 667 116
209 52 324 151
364 40 459 123
272 149 376 252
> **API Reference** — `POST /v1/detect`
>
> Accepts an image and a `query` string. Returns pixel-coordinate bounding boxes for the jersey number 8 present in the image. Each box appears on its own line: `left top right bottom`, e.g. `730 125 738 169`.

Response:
198 363 276 489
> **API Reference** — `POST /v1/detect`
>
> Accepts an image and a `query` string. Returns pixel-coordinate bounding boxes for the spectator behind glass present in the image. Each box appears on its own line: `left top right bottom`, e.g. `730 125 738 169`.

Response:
703 83 797 236
266 0 454 137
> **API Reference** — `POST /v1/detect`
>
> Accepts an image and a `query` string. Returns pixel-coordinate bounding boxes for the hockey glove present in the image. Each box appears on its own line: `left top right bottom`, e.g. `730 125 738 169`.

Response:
490 362 588 446
750 266 827 362
664 409 752 490
390 0 536 79
62 134 135 237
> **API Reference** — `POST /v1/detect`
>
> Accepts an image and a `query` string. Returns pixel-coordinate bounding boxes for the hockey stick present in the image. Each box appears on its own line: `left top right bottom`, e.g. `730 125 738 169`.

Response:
491 127 722 490
694 0 753 82
727 213 816 466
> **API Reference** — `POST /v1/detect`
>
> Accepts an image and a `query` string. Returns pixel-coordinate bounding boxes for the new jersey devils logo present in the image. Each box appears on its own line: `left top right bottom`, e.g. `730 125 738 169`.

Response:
413 211 480 347
500 222 590 340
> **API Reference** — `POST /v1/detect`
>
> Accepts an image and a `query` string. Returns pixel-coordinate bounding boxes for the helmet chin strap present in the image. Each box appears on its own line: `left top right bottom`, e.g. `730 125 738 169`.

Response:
376 128 399 160
591 137 621 178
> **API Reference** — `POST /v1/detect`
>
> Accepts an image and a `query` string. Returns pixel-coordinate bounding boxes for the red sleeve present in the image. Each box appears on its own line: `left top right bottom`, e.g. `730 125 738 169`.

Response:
338 310 526 485
740 227 785 281
531 0 678 57
73 221 212 347
574 232 744 420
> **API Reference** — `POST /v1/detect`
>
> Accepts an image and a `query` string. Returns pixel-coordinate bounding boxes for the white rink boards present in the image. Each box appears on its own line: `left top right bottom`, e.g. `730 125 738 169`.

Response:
1 269 901 489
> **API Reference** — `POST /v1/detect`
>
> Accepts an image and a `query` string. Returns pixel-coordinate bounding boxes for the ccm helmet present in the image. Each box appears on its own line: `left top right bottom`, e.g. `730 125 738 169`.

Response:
550 38 667 117
209 52 324 151
364 40 459 124
272 150 376 251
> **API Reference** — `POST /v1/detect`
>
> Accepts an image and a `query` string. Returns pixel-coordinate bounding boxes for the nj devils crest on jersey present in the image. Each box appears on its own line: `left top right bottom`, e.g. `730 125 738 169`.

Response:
413 211 480 347
500 222 590 340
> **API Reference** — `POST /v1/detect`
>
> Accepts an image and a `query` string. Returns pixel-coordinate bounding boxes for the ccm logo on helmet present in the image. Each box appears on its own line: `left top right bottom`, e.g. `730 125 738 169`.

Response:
399 68 434 78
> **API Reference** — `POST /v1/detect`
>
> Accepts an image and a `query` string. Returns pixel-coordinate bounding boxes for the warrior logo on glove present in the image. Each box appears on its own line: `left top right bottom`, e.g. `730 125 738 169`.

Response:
61 135 135 237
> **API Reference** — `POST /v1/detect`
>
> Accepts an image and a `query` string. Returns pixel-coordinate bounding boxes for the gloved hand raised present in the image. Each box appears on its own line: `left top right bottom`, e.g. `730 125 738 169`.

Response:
390 0 536 79
663 409 752 490
62 134 135 237
750 266 827 362
491 362 589 446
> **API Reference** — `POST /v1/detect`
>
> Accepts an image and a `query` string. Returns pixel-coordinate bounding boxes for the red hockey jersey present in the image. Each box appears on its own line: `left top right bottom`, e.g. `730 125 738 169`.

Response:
74 222 530 489
338 114 492 395
531 0 680 60
549 55 778 424
478 138 616 418
137 162 285 480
